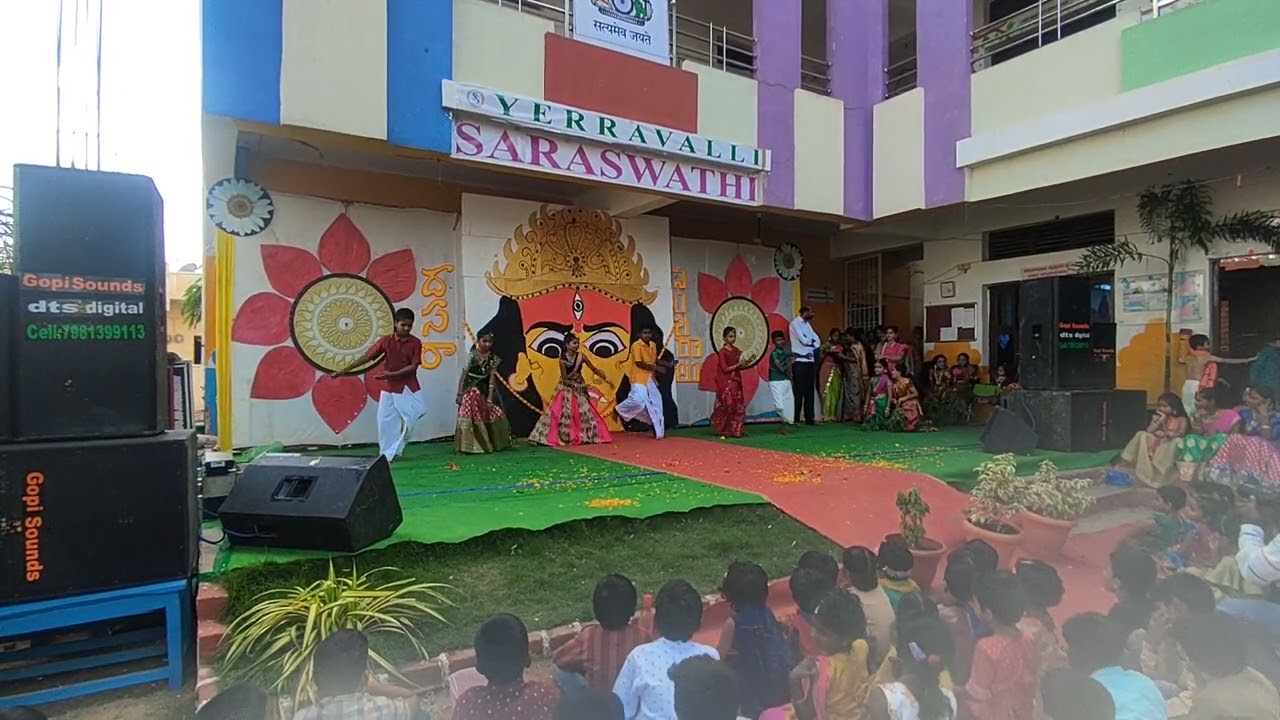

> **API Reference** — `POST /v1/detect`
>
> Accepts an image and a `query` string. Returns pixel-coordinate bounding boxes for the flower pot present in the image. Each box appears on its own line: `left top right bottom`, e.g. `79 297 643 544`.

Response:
884 534 948 591
1018 510 1077 560
961 518 1023 570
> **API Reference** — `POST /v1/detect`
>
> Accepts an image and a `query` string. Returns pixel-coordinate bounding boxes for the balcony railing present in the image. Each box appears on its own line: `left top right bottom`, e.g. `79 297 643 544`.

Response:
801 54 831 95
970 0 1122 69
885 56 917 98
475 0 844 95
1147 0 1205 18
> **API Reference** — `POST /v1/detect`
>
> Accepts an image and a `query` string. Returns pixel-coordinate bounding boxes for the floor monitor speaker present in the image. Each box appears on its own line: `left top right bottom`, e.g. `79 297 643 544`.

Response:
12 164 166 441
0 431 198 605
1018 389 1148 452
981 406 1040 455
218 455 403 553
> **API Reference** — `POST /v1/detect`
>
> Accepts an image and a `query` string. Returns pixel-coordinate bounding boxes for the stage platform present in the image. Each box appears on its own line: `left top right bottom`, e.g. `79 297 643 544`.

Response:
210 425 1114 572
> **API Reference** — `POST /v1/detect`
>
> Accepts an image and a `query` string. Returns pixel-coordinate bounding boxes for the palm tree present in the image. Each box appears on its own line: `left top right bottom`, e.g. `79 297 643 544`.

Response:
1074 180 1280 391
181 276 202 328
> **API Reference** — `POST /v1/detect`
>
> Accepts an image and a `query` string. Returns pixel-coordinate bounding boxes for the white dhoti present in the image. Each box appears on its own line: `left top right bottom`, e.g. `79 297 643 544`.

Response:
768 380 795 424
377 388 425 461
1181 379 1200 415
616 379 665 439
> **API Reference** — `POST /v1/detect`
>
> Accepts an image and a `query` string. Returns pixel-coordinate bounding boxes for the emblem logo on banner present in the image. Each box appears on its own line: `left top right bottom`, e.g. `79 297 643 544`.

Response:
573 0 670 64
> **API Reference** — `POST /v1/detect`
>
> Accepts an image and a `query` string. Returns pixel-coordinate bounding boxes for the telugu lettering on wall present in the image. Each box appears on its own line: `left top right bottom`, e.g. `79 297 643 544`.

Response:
419 263 458 370
671 268 703 383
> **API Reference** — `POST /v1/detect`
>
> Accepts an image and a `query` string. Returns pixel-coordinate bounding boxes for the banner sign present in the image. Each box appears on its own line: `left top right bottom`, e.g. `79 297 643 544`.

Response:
442 81 768 173
451 118 763 206
572 0 670 64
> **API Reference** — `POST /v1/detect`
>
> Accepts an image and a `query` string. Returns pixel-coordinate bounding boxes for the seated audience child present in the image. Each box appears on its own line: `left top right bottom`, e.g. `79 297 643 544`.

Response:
614 580 719 720
455 614 558 720
1062 613 1166 720
961 570 1039 720
198 684 272 720
554 574 653 693
556 688 625 720
876 538 920 611
936 548 987 686
1104 545 1158 667
763 590 872 720
867 616 958 720
1015 560 1068 676
870 593 953 691
667 655 743 720
788 567 831 659
1176 613 1280 720
959 540 998 575
842 546 894 669
1039 668 1115 720
797 550 840 590
293 630 422 720
716 562 795 718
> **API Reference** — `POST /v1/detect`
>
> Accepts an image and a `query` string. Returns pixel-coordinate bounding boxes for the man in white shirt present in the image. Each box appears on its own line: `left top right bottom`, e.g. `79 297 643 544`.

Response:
788 307 821 426
614 580 719 720
1218 496 1280 637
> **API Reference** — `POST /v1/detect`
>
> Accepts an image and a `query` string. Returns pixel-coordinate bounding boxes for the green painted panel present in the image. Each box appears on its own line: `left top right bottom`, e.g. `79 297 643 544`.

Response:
1122 0 1280 90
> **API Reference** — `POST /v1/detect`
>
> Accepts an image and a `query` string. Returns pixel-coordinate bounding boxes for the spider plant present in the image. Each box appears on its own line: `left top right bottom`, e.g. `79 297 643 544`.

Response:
221 562 453 705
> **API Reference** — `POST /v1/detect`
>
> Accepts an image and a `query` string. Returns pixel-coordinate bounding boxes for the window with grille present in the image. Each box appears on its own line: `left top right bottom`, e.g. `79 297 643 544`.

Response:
845 255 882 331
984 211 1115 262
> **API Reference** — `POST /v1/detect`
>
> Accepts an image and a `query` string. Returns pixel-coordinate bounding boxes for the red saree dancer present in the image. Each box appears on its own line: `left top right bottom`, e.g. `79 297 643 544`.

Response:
889 365 924 431
710 328 748 437
528 335 613 447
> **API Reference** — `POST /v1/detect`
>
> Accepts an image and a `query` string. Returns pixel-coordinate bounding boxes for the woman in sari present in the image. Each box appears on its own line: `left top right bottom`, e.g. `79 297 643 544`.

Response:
865 359 892 425
1177 385 1241 482
819 328 845 422
455 329 513 454
929 355 952 398
1117 392 1190 487
875 325 913 377
527 333 613 447
889 364 925 431
1206 385 1280 490
710 325 749 438
837 328 868 422
950 353 980 391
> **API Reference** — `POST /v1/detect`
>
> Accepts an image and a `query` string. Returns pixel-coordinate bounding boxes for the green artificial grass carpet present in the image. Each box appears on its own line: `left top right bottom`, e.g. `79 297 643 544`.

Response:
215 441 765 571
673 424 1113 491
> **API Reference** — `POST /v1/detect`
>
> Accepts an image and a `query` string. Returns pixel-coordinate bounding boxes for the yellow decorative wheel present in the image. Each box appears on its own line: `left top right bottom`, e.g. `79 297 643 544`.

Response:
710 297 768 368
290 274 394 373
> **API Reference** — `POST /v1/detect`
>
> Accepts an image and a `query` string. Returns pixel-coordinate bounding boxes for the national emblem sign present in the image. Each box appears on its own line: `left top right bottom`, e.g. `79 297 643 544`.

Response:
572 0 670 64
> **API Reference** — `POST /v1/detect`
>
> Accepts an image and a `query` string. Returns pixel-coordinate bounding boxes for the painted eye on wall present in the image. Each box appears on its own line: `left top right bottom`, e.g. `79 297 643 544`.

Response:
586 333 625 359
528 329 566 359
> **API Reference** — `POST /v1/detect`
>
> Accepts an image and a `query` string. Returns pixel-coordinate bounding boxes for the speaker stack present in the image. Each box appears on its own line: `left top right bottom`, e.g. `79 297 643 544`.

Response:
1 165 197 606
992 276 1146 452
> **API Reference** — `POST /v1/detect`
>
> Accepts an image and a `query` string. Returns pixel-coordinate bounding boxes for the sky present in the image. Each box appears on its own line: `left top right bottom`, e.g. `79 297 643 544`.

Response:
0 0 202 268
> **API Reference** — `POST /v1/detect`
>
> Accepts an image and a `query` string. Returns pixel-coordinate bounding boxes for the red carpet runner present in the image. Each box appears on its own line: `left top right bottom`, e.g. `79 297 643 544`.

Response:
566 434 1129 623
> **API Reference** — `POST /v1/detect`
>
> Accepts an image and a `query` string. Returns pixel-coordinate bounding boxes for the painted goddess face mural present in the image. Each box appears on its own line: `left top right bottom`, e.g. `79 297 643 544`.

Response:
483 206 658 434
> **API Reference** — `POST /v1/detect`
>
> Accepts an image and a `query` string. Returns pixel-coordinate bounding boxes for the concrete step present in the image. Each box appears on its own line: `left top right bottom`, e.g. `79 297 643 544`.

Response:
1072 506 1151 537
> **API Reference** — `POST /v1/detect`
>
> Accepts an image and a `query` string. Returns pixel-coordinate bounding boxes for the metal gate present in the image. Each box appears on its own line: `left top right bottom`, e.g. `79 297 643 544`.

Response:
844 254 882 331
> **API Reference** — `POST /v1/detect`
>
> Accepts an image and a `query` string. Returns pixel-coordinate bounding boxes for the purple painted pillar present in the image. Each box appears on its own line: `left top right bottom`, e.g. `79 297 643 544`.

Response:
916 0 972 208
829 0 886 221
755 0 801 209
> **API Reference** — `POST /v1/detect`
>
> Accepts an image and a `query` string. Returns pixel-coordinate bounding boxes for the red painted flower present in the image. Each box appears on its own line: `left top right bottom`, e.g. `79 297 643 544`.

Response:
696 255 789 407
232 213 417 434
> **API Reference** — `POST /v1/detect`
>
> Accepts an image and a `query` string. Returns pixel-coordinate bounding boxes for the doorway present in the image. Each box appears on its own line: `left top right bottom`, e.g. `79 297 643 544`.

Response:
1215 259 1280 389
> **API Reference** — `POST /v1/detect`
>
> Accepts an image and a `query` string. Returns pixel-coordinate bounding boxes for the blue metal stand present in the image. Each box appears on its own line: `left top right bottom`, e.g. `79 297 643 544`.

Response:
0 579 192 708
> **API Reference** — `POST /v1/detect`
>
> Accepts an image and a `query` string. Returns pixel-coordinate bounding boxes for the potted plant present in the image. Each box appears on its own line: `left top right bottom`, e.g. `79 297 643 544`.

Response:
1019 460 1094 559
891 486 948 591
962 454 1026 569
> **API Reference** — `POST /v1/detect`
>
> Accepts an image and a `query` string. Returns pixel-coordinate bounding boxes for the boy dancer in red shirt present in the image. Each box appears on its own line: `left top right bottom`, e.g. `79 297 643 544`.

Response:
331 308 423 462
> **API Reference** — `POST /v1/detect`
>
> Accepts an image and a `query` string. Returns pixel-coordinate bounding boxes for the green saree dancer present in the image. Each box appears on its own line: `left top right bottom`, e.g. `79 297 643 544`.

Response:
455 331 513 454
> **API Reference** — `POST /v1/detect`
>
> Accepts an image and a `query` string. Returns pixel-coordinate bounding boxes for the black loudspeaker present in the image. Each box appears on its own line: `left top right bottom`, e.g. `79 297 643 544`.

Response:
1019 276 1116 390
981 406 1040 455
0 273 14 442
1017 389 1148 452
0 431 198 605
12 164 166 442
219 455 403 553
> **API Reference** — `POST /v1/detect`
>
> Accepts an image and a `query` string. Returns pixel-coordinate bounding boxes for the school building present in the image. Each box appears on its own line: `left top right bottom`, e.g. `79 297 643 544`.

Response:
200 0 1280 449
